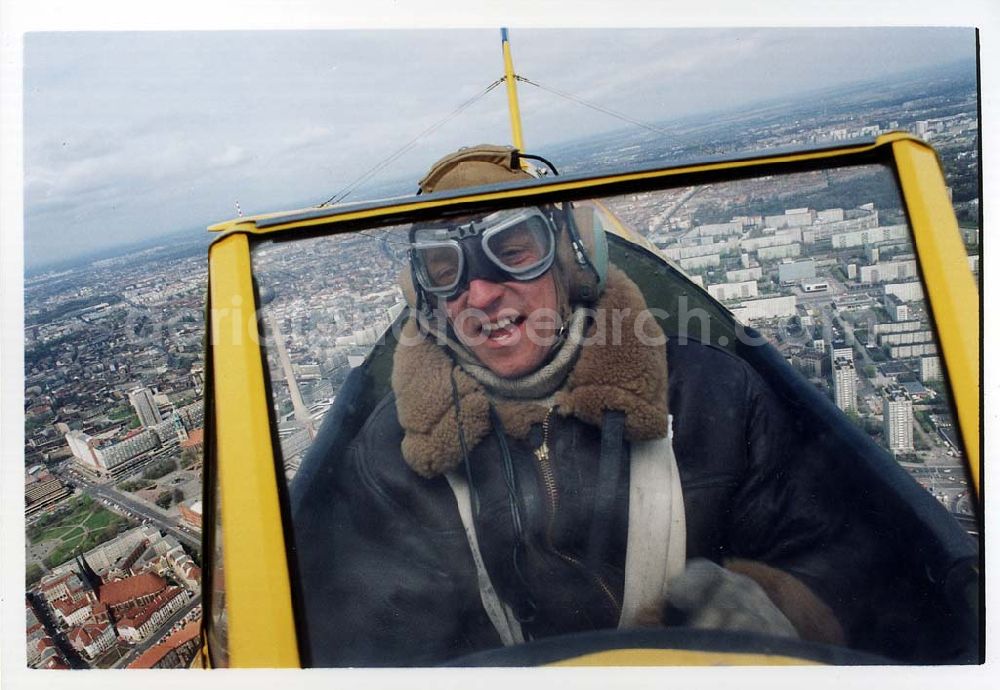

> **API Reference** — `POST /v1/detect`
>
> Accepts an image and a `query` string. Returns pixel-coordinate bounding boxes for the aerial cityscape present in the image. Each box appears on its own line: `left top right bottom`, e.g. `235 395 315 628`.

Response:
24 245 206 668
22 63 979 668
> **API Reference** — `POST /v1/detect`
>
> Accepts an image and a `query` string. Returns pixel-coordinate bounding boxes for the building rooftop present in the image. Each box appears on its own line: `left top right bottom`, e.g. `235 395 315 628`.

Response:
99 572 166 607
901 381 929 397
117 586 185 630
39 571 78 593
878 361 912 376
42 656 70 670
69 621 109 647
181 428 204 448
52 596 90 617
127 619 199 669
883 384 911 401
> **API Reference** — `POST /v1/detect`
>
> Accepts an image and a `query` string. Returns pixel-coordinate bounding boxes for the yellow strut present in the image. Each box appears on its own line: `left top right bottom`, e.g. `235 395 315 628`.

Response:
501 28 526 162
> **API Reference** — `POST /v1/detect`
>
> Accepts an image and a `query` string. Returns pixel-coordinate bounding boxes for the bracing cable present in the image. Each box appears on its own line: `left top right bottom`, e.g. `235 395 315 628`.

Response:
318 78 506 207
515 75 676 140
321 74 674 209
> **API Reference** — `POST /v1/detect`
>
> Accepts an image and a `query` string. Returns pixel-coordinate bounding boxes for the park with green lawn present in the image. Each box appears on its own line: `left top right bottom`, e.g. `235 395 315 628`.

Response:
27 494 135 572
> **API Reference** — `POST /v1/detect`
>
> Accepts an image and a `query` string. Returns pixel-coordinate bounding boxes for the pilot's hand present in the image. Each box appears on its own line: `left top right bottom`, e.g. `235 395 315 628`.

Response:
664 558 799 638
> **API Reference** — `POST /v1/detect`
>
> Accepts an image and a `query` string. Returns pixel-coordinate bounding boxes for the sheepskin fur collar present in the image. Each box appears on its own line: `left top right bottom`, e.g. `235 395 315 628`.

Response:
392 266 669 478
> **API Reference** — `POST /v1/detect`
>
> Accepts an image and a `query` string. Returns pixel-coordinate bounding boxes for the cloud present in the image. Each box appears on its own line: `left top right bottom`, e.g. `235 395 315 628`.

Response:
208 144 252 168
281 126 333 150
20 28 978 269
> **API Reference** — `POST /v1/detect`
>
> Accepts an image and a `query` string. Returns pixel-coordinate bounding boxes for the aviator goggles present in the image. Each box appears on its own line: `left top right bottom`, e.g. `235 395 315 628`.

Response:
409 207 558 300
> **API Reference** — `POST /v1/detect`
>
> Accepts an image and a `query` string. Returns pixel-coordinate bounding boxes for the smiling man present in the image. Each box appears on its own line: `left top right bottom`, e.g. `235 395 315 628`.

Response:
412 206 563 378
292 145 871 666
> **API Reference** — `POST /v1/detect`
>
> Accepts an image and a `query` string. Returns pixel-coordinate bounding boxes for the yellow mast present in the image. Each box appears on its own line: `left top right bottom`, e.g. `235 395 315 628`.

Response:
501 28 526 157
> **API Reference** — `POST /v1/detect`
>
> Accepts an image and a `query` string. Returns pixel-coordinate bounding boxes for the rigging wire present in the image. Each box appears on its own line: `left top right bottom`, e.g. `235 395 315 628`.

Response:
318 78 506 208
321 73 678 249
514 75 677 140
319 74 675 210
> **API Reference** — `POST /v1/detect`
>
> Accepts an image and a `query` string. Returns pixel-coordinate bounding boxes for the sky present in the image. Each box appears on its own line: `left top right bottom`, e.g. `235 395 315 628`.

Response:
20 26 978 271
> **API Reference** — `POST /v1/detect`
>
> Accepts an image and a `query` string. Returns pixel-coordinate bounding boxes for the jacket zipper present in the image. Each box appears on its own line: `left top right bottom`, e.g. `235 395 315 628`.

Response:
534 407 622 617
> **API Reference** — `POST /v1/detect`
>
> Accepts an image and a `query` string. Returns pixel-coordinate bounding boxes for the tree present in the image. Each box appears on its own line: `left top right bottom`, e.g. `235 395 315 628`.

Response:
156 491 173 509
118 478 154 492
143 459 178 481
915 410 935 434
180 446 200 469
844 409 863 429
99 523 121 542
108 405 133 421
925 380 947 399
171 488 184 505
863 417 883 437
26 563 44 587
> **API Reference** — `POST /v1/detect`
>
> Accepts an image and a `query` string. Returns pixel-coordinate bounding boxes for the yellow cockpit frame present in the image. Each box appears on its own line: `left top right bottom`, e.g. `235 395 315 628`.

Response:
199 132 980 667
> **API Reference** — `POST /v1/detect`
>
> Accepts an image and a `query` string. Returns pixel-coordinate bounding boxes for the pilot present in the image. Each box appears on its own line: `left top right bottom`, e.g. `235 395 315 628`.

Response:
293 145 861 666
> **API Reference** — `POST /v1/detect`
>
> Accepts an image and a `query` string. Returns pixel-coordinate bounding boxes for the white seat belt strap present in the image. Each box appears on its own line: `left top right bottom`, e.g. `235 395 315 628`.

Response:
445 470 526 646
619 414 687 628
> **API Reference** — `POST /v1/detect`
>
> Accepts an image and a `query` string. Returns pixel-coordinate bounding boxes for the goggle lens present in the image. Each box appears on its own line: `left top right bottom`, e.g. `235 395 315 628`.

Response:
414 243 462 290
484 216 553 275
411 208 557 298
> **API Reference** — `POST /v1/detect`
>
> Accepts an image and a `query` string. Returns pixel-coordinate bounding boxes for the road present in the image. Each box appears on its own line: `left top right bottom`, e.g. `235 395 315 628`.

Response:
901 461 972 531
27 592 87 669
904 464 969 493
112 593 202 668
832 312 877 371
62 466 201 552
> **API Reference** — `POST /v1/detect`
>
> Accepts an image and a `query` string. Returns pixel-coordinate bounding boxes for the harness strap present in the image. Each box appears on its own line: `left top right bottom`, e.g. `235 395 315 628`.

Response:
444 414 685 640
444 470 526 646
587 410 626 567
619 414 687 628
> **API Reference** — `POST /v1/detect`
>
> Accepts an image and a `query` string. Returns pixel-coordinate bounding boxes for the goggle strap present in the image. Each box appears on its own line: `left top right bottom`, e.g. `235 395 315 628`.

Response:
563 201 589 268
411 258 430 315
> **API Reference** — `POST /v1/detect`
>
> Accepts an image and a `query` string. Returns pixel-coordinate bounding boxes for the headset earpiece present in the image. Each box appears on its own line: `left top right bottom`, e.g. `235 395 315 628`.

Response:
558 203 608 304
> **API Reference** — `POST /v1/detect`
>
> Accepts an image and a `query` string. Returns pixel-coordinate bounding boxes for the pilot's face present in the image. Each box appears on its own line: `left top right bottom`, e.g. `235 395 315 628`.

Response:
444 271 561 379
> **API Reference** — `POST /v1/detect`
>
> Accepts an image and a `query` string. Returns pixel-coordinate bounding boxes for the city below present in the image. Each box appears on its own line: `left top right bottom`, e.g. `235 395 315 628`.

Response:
23 65 980 668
